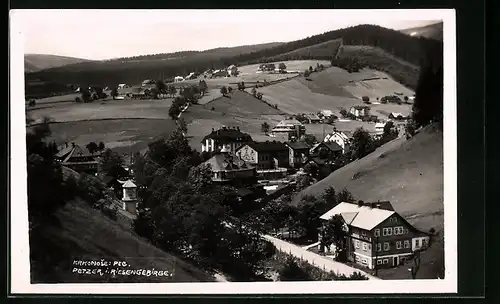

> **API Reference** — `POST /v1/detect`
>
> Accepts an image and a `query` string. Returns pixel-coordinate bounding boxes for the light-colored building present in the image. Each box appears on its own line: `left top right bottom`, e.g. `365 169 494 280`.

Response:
319 201 431 270
284 141 310 168
174 76 185 83
120 179 138 215
374 122 386 136
141 79 155 87
227 65 238 76
117 84 129 89
236 141 290 180
323 130 351 154
201 127 253 154
271 119 306 140
349 105 371 118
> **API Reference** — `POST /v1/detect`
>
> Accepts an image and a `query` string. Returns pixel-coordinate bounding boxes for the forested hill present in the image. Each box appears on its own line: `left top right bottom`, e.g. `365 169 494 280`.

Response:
400 22 443 41
26 24 442 88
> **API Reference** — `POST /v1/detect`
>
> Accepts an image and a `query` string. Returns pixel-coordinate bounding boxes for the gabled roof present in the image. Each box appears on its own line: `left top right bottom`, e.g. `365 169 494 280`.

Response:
285 141 310 150
63 145 94 162
390 112 406 118
204 152 254 172
311 141 342 153
304 113 321 120
246 141 288 153
121 180 137 188
324 131 350 143
320 202 396 231
275 119 303 127
201 127 253 143
55 145 74 159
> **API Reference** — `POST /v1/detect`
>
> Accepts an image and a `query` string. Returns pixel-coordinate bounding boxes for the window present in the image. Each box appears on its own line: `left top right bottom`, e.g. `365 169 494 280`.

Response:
396 241 402 249
362 243 368 251
361 230 367 236
383 259 389 264
355 256 360 262
422 239 427 247
374 229 380 237
383 242 390 251
382 228 387 236
387 228 393 236
415 239 420 247
368 243 372 250
377 243 382 252
404 240 410 248
393 217 398 224
355 240 360 248
377 259 383 265
362 259 368 265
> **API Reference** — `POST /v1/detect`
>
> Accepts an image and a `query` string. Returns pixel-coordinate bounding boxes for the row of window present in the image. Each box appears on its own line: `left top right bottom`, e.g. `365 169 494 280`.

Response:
376 240 411 252
375 256 408 266
354 240 372 251
374 226 408 237
354 256 368 265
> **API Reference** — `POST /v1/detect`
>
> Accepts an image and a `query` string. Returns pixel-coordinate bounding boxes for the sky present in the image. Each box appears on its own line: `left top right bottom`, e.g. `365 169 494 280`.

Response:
17 9 443 60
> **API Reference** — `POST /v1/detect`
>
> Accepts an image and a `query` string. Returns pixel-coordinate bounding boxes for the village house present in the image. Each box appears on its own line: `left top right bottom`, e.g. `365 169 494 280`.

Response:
389 112 408 120
203 146 265 200
374 122 387 137
117 84 129 89
236 141 290 180
320 110 335 118
349 105 371 119
304 113 322 124
141 79 155 87
174 76 185 83
310 141 343 159
212 69 229 78
319 201 431 270
201 127 253 154
285 141 310 168
227 65 239 76
323 130 351 154
271 119 306 141
54 142 99 174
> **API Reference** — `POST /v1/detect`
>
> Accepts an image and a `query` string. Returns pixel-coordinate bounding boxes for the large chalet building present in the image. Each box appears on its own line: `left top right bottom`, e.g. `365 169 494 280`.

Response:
284 141 310 168
319 201 431 269
54 143 99 174
323 130 351 154
236 141 290 179
201 127 253 154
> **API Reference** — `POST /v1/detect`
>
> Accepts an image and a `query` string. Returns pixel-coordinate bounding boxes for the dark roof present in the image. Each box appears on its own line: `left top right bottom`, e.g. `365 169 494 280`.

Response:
246 141 288 153
204 152 255 172
285 141 310 150
201 127 253 143
312 141 342 153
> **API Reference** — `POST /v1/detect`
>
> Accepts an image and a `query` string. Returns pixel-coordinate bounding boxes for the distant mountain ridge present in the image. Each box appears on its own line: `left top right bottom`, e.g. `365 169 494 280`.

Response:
24 54 92 72
26 24 442 94
400 22 443 41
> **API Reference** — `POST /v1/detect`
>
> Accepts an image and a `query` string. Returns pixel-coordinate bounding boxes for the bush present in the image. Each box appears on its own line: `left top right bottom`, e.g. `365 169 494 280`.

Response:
362 96 370 102
28 99 36 107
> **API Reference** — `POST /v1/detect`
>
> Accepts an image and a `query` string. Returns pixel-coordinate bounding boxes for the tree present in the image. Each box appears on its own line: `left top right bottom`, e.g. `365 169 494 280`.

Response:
336 188 355 203
340 108 348 118
405 119 418 139
412 44 443 127
177 117 188 134
300 134 316 146
228 86 233 93
98 142 105 151
198 80 208 94
28 99 36 107
362 96 370 102
320 214 348 261
110 87 118 100
81 87 92 103
295 174 314 192
237 82 245 91
404 96 409 103
350 127 375 159
279 256 311 281
296 195 326 238
156 80 167 94
321 186 337 210
303 162 319 177
278 63 287 71
168 86 177 98
304 69 310 77
85 142 99 154
98 149 127 179
169 102 182 120
309 66 313 72
261 122 270 134
220 86 228 96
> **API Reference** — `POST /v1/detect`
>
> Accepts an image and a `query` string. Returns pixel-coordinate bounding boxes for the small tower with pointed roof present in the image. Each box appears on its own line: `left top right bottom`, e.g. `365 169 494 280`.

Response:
121 179 138 215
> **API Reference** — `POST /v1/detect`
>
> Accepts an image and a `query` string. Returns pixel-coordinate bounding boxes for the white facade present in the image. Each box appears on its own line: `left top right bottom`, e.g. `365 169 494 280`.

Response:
201 138 245 155
174 76 185 83
121 180 138 215
412 236 431 252
349 107 370 118
324 131 350 154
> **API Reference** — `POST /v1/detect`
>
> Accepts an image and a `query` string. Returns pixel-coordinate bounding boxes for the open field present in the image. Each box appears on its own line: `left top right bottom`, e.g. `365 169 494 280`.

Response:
27 98 173 123
248 66 414 119
30 197 215 283
239 60 331 74
30 93 83 105
295 124 444 279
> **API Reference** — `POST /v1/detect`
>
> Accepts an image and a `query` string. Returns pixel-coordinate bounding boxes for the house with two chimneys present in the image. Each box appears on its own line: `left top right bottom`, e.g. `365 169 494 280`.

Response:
201 126 253 154
271 119 306 141
319 200 431 270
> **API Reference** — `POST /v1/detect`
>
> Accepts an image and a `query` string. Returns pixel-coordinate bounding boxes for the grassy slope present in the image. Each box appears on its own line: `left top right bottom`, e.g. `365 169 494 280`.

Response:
25 54 91 72
295 124 444 279
32 167 214 283
268 39 342 61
